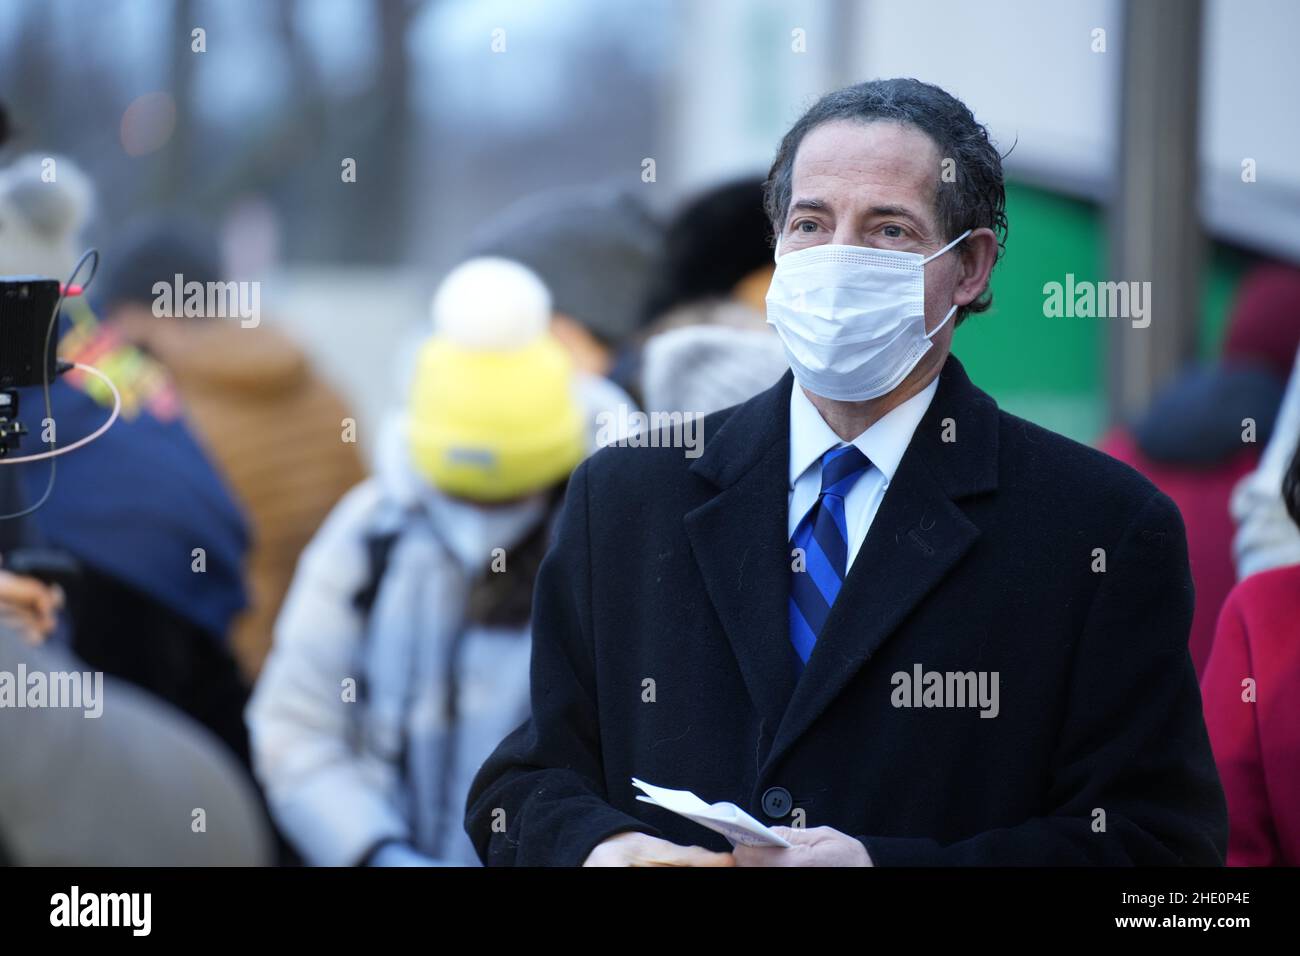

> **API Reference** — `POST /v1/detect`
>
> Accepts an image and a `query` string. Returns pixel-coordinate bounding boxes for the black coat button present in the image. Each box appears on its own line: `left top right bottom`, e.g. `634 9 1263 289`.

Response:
761 786 792 818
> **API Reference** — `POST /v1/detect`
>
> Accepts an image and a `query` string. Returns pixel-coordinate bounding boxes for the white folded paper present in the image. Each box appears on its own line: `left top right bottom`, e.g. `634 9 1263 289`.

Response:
631 777 792 848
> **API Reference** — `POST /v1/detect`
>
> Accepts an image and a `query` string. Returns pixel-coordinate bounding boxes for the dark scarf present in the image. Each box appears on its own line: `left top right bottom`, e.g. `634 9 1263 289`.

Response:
464 481 568 630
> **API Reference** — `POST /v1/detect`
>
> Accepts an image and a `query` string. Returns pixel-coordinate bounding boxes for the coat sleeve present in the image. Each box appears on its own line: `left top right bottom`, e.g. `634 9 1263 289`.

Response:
245 484 409 867
1201 589 1280 865
1231 343 1300 578
860 490 1228 866
465 458 664 866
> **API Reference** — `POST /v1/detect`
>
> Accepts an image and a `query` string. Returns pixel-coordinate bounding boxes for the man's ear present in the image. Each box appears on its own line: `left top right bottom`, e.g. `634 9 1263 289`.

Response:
952 227 999 308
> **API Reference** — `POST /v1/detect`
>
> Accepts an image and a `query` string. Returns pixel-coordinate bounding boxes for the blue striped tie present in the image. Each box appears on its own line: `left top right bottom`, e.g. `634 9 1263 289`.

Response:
789 445 871 670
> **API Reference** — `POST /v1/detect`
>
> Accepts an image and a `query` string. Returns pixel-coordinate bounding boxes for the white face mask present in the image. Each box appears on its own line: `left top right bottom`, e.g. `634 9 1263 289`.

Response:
765 229 970 402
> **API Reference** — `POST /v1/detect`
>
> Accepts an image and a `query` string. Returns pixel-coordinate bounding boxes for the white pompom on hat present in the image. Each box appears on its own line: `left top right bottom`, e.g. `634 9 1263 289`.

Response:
409 255 585 501
0 152 95 280
429 256 551 349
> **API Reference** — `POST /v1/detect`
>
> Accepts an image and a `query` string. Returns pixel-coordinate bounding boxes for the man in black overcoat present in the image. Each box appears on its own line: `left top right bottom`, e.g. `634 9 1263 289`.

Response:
466 78 1227 867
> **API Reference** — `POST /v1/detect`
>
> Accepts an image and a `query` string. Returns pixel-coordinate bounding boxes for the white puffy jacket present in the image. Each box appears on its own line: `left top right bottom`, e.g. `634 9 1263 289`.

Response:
247 415 539 866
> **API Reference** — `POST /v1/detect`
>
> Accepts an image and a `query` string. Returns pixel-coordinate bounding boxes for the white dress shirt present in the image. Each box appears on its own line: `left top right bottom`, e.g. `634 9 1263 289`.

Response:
787 376 940 571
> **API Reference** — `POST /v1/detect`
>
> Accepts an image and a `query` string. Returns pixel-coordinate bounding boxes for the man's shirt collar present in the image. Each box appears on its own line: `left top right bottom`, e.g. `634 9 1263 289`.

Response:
788 374 940 489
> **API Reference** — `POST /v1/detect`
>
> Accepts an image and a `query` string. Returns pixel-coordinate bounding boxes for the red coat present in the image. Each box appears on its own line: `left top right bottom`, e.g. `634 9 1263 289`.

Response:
1100 429 1257 676
1201 565 1300 865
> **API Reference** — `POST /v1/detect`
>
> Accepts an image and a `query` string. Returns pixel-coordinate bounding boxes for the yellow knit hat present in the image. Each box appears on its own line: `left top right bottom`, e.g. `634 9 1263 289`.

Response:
407 258 586 502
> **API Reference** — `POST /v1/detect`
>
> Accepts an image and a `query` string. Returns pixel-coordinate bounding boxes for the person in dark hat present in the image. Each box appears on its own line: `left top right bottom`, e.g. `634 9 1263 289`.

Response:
101 215 366 682
1101 262 1300 676
468 185 662 378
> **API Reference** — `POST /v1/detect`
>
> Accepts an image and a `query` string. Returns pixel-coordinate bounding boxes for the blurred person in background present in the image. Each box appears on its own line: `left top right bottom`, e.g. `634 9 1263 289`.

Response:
467 184 661 399
0 111 276 868
0 101 66 652
248 257 606 866
639 323 790 420
0 152 253 765
638 176 775 330
632 177 789 417
1232 339 1300 581
1099 263 1300 676
0 619 273 866
101 216 367 683
1201 438 1300 865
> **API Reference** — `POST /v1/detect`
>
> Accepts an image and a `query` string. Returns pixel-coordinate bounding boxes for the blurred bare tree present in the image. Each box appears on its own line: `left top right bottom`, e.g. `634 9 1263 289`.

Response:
0 0 666 269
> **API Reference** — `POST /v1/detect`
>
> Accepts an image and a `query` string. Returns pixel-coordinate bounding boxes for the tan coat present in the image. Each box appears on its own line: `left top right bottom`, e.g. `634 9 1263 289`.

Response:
117 314 366 680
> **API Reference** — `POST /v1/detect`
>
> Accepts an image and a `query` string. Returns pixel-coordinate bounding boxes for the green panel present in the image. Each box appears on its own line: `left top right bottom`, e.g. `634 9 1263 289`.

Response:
953 183 1103 392
952 182 1105 439
954 180 1254 442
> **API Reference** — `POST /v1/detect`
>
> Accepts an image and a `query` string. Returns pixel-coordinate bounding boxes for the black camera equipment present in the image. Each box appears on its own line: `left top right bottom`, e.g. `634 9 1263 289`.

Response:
0 276 60 458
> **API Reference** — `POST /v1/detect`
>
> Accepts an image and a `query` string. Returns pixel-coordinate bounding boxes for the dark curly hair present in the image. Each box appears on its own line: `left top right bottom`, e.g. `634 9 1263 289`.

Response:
763 77 1008 325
